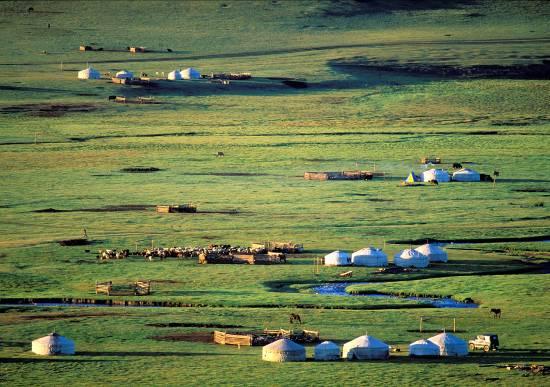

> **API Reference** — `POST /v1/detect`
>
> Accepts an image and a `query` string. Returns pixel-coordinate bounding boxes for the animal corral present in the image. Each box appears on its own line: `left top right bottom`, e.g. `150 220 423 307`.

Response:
95 280 151 296
250 241 303 253
304 171 374 181
199 251 286 265
213 329 320 347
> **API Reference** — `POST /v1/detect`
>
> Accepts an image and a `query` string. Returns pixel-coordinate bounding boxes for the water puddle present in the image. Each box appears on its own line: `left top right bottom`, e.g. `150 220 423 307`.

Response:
313 283 478 308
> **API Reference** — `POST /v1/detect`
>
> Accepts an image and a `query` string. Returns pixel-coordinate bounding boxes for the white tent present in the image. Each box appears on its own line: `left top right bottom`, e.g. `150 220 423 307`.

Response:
314 341 340 361
428 333 468 357
324 250 351 266
180 67 201 79
352 247 388 267
32 333 75 355
452 168 481 182
115 70 133 79
415 244 448 263
167 69 182 80
394 249 429 268
77 67 100 80
262 338 306 362
409 339 440 357
422 168 450 183
342 334 389 360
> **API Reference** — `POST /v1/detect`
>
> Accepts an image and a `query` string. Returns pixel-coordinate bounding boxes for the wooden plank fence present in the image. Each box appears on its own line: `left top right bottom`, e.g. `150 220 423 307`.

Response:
213 331 253 346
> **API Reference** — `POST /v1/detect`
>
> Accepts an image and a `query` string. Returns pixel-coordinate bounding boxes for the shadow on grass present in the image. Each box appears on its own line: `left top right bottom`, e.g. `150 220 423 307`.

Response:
0 357 118 363
77 351 239 357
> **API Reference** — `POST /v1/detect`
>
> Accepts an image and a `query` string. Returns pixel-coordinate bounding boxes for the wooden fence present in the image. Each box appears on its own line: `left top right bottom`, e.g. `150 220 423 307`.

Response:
213 331 253 346
95 280 151 296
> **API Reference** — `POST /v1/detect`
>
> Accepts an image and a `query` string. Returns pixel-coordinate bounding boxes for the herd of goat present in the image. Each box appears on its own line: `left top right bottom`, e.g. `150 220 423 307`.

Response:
97 244 265 261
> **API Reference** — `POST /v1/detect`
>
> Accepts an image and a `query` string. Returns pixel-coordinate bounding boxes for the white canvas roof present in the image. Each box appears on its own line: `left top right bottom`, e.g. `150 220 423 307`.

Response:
352 247 388 267
32 332 75 355
324 250 351 266
394 249 429 268
314 341 340 361
262 338 306 362
167 70 182 80
115 70 133 79
428 333 468 357
77 67 100 80
180 67 201 79
409 339 440 357
422 168 450 183
342 334 389 360
452 168 481 182
415 244 448 262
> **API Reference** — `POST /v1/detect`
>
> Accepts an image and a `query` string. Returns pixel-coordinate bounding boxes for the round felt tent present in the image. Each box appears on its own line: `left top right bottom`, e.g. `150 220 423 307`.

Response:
452 168 481 182
262 338 306 362
422 168 450 183
352 247 388 267
415 244 448 263
77 67 100 80
32 332 75 355
428 333 468 357
314 341 340 361
180 67 201 79
394 249 429 268
324 250 351 266
342 334 389 360
409 339 440 357
167 69 182 80
115 70 133 79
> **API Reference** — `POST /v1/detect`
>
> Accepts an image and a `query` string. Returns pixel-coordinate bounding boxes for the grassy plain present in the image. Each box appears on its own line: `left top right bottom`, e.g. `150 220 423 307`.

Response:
0 0 549 386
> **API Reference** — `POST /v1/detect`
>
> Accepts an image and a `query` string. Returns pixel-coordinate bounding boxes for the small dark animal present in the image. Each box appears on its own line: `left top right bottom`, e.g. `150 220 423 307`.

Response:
217 151 225 157
493 170 500 177
167 48 172 52
108 95 117 101
28 7 34 13
48 23 50 29
452 163 462 169
490 308 501 318
289 313 302 324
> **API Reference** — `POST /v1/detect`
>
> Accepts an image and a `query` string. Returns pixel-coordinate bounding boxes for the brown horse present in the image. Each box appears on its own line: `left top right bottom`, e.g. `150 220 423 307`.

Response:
289 313 302 324
490 308 501 318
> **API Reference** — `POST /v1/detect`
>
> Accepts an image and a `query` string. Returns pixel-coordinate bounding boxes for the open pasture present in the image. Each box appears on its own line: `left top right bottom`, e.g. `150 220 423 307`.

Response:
0 1 549 385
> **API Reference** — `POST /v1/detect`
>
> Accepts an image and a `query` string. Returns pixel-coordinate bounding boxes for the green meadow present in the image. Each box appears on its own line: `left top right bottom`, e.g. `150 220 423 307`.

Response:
0 1 549 385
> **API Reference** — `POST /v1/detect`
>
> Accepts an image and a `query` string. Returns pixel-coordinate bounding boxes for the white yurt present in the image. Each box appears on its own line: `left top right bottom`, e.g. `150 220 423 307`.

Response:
352 247 388 267
452 168 481 182
167 69 182 80
324 250 351 266
409 339 440 357
394 249 429 268
32 332 75 355
428 333 468 357
115 70 133 79
180 67 201 79
342 334 389 360
314 341 340 361
262 338 306 362
422 168 450 183
77 67 100 80
415 244 448 263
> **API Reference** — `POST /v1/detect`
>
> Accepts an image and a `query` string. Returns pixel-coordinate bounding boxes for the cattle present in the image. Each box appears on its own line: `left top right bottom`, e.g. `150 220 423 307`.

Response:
289 313 302 324
490 308 501 318
167 48 173 52
108 95 117 101
28 7 34 13
452 163 462 169
217 151 225 157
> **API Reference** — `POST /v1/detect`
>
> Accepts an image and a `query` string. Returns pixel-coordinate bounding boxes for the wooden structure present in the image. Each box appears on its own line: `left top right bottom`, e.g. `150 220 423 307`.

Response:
211 72 252 80
199 252 285 265
339 270 353 278
156 204 197 213
79 45 93 51
114 96 127 103
213 331 253 346
304 171 374 181
421 156 442 164
129 46 146 53
95 280 151 296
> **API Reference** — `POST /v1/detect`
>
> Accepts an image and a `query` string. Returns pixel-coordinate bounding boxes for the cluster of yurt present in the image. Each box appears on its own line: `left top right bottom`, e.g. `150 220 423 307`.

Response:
410 333 468 357
404 168 482 183
393 243 448 267
31 333 75 355
167 67 201 81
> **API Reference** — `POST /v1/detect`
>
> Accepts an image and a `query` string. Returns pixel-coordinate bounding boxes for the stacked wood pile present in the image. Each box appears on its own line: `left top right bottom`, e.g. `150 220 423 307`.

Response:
211 72 252 80
304 171 374 181
421 156 441 164
129 46 146 53
213 331 253 346
199 251 285 265
213 329 320 346
156 204 197 213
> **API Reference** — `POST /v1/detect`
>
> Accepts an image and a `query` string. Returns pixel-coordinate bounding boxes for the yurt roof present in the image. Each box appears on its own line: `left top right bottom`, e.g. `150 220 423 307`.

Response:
410 339 439 347
115 70 133 77
325 250 350 259
428 332 466 346
415 244 446 255
353 247 385 257
453 168 479 174
263 338 304 352
345 335 389 349
395 249 426 259
315 340 340 350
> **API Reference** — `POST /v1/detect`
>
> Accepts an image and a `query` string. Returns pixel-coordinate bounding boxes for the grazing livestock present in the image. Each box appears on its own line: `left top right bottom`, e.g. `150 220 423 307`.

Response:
217 151 225 157
452 163 462 169
490 308 501 318
167 48 173 52
289 313 302 324
28 7 34 13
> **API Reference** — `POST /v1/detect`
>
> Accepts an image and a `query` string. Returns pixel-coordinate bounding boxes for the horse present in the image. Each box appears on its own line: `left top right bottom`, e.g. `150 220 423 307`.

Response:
490 308 501 318
289 313 302 324
217 151 225 157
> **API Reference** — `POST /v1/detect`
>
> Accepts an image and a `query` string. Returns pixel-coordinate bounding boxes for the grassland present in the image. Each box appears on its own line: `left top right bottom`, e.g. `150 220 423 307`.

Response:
0 1 549 386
